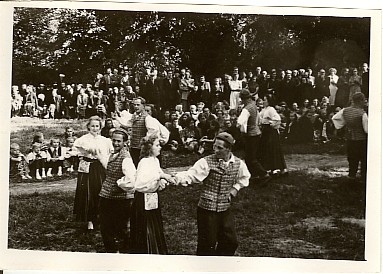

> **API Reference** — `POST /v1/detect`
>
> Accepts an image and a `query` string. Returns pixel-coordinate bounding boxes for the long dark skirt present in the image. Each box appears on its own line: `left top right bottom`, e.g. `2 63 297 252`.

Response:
130 192 168 254
258 124 287 172
73 160 105 222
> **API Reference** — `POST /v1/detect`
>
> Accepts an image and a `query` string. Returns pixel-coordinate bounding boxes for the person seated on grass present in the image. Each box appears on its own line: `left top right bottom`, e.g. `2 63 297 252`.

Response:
164 117 182 153
26 142 47 180
199 119 221 153
32 132 49 153
9 143 31 181
64 137 79 172
179 117 201 153
46 138 65 177
321 111 337 143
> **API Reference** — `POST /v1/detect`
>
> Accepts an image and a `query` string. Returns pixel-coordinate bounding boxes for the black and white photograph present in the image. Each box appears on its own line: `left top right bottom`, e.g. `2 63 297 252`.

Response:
0 0 381 272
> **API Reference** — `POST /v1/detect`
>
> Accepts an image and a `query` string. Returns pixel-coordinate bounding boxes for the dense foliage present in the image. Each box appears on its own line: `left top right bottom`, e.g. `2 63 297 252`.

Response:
12 7 370 85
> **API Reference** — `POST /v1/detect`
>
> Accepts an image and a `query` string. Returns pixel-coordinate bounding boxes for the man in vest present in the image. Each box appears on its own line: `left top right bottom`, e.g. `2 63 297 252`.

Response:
98 129 136 253
176 132 250 256
120 96 169 167
237 88 272 185
332 92 368 181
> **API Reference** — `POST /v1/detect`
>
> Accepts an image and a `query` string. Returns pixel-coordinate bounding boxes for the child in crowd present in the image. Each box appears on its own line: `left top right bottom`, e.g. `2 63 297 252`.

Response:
46 138 65 177
64 126 76 139
32 132 49 153
26 142 47 180
64 137 79 172
9 143 31 180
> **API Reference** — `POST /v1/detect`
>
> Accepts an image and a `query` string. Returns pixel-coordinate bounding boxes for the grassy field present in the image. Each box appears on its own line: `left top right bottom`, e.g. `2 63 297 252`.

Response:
7 117 366 259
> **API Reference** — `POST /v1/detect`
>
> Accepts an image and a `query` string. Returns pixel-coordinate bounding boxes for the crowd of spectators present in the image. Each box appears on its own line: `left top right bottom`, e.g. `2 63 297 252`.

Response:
10 63 370 180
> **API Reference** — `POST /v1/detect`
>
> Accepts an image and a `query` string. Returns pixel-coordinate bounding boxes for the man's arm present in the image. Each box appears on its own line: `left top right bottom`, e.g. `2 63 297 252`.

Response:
237 108 250 133
176 158 210 185
332 108 345 130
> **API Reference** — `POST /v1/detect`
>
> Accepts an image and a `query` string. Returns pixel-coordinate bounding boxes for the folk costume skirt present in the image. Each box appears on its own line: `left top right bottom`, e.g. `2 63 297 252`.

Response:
130 192 168 254
73 158 105 222
258 124 287 173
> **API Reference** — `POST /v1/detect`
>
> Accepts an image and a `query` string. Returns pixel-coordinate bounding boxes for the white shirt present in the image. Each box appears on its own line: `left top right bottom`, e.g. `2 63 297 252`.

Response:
176 154 250 191
332 108 368 133
116 156 137 192
134 156 163 193
237 108 250 133
259 106 281 129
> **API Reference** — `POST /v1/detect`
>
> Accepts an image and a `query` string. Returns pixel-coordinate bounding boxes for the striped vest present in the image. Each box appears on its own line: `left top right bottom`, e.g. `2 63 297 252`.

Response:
130 113 148 149
99 148 134 200
199 154 241 212
343 107 367 141
244 101 262 136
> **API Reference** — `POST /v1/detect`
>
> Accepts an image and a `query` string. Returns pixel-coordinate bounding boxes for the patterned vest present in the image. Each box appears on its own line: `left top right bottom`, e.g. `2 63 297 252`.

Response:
131 113 148 149
343 107 367 141
244 101 262 136
99 148 134 200
199 154 241 212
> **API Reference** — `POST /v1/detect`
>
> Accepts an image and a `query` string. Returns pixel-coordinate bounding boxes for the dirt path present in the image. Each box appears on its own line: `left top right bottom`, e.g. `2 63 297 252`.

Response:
9 154 348 196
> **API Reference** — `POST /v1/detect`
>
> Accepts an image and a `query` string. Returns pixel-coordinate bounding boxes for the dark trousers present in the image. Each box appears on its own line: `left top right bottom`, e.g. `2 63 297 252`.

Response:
197 207 238 256
99 197 133 253
347 139 367 179
47 160 64 173
130 148 141 167
244 135 267 177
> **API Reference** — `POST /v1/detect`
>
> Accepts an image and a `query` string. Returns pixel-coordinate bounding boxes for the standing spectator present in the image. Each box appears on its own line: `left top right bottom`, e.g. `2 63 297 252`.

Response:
328 68 339 107
73 116 114 230
99 129 136 253
143 71 162 114
315 69 330 101
100 68 113 92
86 89 98 118
63 85 77 119
361 63 369 99
130 134 177 254
237 89 271 183
348 68 363 103
175 132 250 256
76 88 88 119
228 72 242 110
335 68 351 108
257 70 269 99
162 69 180 110
278 70 295 107
11 86 24 117
258 94 288 176
197 75 211 109
24 85 38 117
332 92 368 181
211 77 225 107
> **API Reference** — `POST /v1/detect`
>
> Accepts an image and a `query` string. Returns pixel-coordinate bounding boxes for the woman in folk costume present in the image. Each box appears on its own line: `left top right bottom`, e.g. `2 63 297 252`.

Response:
73 116 113 230
130 134 177 254
258 94 288 176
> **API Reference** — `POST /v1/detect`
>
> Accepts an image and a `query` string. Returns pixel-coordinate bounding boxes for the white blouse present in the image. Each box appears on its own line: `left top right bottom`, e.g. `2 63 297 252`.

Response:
259 106 281 129
134 156 163 193
74 133 113 166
